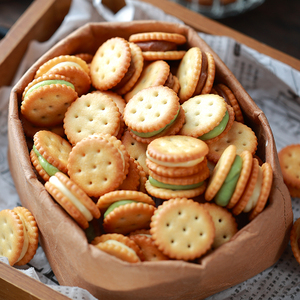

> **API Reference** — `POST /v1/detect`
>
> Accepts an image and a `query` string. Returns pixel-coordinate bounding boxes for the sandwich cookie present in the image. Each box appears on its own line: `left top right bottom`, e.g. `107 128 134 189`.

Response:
21 74 78 127
150 198 215 261
97 190 156 235
67 134 130 198
34 55 91 96
91 233 143 263
179 94 235 144
30 130 72 182
45 172 101 229
205 145 255 210
123 86 184 144
0 207 38 266
231 158 273 220
207 121 258 164
124 60 170 102
176 47 215 103
129 31 187 61
90 37 132 91
212 83 244 123
145 135 210 199
113 42 144 95
63 92 121 145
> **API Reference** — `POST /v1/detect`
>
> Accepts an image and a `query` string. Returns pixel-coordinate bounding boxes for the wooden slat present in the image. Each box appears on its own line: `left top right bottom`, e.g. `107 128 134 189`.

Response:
140 0 300 71
0 261 70 300
0 0 71 87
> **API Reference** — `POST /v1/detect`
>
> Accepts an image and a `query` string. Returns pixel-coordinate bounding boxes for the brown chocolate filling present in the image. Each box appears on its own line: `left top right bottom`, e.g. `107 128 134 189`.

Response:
164 73 175 90
192 51 208 96
214 85 229 104
113 58 136 90
135 41 177 52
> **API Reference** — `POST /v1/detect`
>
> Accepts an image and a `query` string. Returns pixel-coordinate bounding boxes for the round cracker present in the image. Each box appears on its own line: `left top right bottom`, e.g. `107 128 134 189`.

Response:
90 37 131 90
150 198 215 260
278 144 300 189
207 121 258 164
63 93 121 145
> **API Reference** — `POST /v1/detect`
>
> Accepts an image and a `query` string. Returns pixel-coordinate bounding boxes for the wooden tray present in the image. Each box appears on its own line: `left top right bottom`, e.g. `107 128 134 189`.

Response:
0 0 297 299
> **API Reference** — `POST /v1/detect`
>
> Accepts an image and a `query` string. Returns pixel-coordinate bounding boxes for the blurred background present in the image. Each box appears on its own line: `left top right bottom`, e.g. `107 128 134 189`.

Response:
0 0 299 60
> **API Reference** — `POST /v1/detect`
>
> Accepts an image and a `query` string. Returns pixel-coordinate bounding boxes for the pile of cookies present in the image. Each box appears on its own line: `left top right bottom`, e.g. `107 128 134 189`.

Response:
19 31 273 263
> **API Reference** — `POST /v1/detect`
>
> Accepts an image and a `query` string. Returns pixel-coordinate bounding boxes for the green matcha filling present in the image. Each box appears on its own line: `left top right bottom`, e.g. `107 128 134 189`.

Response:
149 176 204 190
131 108 180 138
24 79 75 99
214 155 243 207
32 145 60 176
104 200 138 218
199 110 229 141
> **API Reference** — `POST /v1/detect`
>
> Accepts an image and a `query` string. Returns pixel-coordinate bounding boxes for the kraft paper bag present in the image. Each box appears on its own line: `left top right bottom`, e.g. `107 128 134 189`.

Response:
8 21 293 300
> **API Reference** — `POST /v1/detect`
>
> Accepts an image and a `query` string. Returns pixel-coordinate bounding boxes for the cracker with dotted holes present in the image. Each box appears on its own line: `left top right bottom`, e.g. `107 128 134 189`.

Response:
128 106 185 144
150 198 215 261
123 85 180 134
124 60 170 102
103 202 156 235
176 47 202 103
33 130 72 175
121 130 149 175
93 90 126 115
63 93 121 145
207 121 258 164
203 203 237 250
90 37 131 91
179 94 227 138
21 74 78 127
278 144 300 189
67 134 128 197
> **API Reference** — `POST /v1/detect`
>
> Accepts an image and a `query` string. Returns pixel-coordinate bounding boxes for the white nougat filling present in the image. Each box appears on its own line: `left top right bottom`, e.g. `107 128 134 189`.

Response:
16 216 29 262
243 167 263 213
146 151 204 167
104 240 141 261
49 176 93 221
49 61 84 72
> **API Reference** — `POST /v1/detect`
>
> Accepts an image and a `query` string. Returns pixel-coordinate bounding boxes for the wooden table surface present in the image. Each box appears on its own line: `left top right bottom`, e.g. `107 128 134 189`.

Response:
1 0 299 60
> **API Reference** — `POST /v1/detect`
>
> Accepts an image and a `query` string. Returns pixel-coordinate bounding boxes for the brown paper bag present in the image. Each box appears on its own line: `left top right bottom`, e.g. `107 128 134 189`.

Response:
8 21 293 300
